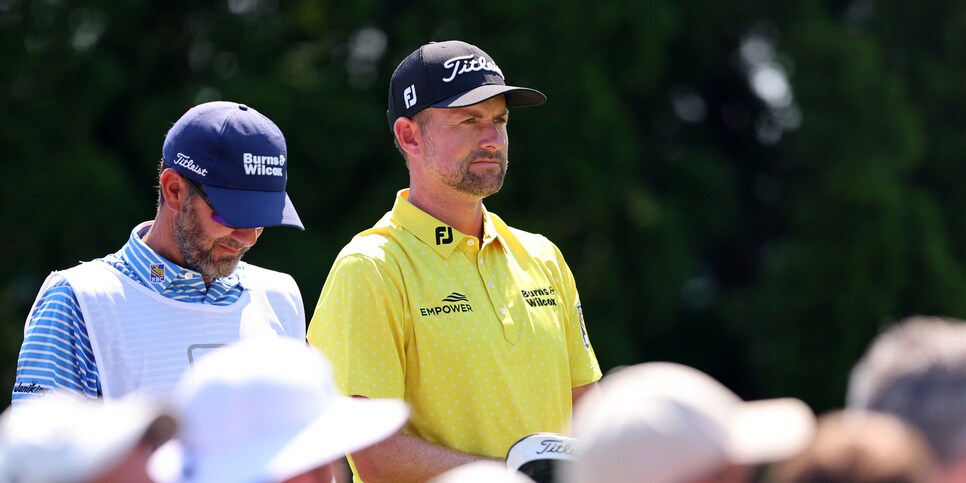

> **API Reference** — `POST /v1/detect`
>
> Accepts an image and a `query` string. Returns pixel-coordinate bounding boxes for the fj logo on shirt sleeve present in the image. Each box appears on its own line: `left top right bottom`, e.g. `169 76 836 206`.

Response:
404 84 417 109
435 226 453 245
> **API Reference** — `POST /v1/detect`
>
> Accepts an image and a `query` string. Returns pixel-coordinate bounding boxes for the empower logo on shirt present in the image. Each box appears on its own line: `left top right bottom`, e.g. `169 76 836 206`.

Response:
419 292 474 316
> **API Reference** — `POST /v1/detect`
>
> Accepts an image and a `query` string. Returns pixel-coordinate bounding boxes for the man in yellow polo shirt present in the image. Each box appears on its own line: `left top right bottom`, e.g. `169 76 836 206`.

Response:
307 39 602 482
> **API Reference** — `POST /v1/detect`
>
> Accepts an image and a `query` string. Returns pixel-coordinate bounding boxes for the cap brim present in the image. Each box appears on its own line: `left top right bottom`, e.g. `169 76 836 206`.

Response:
433 85 547 110
203 185 304 230
726 398 815 464
148 397 408 483
265 397 409 481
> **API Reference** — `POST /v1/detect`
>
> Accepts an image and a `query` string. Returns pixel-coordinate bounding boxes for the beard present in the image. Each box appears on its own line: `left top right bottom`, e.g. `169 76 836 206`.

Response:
433 148 509 198
172 199 249 280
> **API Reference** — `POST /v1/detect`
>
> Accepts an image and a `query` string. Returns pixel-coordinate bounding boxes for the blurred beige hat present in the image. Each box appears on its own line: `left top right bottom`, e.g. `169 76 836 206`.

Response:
567 362 816 483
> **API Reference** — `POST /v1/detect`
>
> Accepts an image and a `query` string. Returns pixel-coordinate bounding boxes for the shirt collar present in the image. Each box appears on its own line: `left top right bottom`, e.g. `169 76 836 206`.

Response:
117 221 246 292
390 189 507 257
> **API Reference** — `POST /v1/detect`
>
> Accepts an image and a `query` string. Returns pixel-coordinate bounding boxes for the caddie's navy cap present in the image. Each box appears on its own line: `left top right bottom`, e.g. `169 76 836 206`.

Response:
162 101 304 230
387 40 547 127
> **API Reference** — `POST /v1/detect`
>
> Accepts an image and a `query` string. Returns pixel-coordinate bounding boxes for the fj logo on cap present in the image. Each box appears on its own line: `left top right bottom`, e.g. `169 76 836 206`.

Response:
441 55 504 82
404 85 417 109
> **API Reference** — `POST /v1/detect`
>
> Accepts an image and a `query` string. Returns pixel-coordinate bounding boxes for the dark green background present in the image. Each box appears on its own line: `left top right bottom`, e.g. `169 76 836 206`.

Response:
3 1 964 413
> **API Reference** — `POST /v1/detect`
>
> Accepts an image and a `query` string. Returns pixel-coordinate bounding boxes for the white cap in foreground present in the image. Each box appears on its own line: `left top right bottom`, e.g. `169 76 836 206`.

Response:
0 393 174 483
568 362 816 483
149 337 409 483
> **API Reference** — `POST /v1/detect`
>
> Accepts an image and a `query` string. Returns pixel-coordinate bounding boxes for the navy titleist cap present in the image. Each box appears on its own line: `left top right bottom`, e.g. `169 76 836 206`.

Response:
387 40 547 127
162 101 304 230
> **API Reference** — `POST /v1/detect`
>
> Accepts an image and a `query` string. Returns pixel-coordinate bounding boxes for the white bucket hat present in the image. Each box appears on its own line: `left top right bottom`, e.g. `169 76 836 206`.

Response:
0 392 175 483
148 337 409 483
567 362 816 483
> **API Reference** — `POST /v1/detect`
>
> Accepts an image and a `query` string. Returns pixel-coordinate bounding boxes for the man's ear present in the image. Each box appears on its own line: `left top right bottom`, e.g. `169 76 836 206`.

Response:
393 116 423 159
159 169 190 214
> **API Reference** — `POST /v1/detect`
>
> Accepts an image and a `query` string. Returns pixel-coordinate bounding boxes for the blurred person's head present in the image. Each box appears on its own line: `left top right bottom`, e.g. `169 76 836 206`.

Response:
766 410 939 483
0 392 175 483
429 461 536 483
566 362 816 483
148 337 408 483
848 316 966 481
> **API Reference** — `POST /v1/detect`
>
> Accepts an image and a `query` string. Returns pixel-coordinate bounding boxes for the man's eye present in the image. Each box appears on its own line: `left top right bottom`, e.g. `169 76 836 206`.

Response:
495 117 508 124
462 118 477 124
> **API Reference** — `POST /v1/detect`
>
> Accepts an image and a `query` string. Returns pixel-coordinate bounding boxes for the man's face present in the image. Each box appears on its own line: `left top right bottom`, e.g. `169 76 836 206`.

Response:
417 95 510 199
172 191 254 280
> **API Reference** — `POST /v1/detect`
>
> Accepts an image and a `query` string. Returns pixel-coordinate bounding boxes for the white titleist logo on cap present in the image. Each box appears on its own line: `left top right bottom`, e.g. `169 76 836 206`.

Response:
174 153 208 176
243 153 285 177
441 55 504 82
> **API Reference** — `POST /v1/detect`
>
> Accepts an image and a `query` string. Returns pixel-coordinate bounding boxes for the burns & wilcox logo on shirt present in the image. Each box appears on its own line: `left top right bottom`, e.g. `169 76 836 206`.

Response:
419 292 474 316
150 264 165 283
521 286 558 308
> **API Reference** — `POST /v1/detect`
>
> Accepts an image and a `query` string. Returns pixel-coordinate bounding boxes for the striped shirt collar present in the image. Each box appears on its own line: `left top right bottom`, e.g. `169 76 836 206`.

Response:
117 221 247 295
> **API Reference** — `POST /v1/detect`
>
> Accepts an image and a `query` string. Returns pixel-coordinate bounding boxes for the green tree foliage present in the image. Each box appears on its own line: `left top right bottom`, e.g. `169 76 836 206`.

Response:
2 0 964 413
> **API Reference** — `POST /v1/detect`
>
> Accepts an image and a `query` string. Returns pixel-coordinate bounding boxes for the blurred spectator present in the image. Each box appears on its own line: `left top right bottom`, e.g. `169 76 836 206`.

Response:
565 362 815 483
847 316 966 482
0 392 175 483
148 337 408 483
430 461 536 483
766 409 940 483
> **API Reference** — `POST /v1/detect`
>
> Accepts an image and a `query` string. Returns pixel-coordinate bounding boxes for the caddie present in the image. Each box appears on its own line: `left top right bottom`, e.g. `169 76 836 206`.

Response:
13 101 306 403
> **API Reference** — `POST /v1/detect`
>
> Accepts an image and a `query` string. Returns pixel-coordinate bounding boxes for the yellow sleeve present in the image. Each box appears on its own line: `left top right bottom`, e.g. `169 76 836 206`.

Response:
552 244 603 388
307 253 408 399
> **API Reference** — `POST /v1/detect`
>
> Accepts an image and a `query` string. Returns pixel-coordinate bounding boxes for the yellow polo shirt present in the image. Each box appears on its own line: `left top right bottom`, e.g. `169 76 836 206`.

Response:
308 189 601 467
